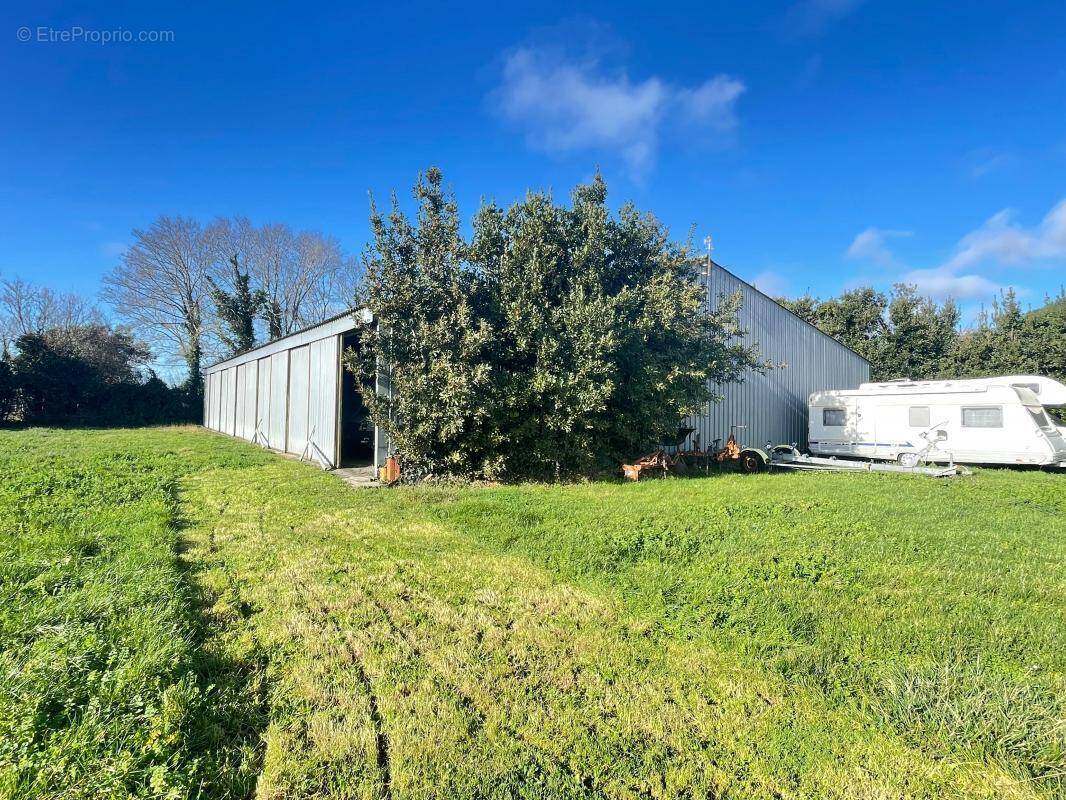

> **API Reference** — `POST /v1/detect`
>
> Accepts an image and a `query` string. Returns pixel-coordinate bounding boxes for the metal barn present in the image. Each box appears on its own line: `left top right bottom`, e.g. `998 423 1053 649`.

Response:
202 262 869 468
202 309 386 470
691 261 870 450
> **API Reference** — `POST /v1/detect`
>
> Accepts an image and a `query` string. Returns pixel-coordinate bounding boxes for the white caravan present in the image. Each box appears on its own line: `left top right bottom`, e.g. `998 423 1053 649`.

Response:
968 375 1066 436
809 376 1066 468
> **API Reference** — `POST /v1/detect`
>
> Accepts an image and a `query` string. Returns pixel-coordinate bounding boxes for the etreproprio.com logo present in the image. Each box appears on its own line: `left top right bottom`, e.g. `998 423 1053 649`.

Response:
17 26 175 44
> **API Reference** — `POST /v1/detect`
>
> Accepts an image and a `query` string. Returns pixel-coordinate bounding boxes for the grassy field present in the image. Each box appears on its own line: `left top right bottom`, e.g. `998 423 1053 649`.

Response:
1 427 1064 799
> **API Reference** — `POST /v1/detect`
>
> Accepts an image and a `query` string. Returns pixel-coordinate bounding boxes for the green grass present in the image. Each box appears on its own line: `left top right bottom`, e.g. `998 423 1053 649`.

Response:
0 429 273 799
1 427 1064 798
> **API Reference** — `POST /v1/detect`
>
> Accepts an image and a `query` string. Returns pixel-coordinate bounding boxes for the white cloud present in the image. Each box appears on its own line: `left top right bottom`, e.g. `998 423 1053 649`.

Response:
675 76 746 130
785 0 864 36
943 200 1066 272
845 227 911 267
896 266 1002 300
751 270 789 298
845 199 1066 302
493 43 744 175
962 147 1014 179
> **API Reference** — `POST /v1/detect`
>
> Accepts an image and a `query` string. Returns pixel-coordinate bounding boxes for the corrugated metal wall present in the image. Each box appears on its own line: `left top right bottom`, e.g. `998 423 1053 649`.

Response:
199 289 865 468
688 262 870 450
201 317 354 468
307 337 339 465
255 357 271 445
222 368 236 435
285 345 310 457
268 351 288 451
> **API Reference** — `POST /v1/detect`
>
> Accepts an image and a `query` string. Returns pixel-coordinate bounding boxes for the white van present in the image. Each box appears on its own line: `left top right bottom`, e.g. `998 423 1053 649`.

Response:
809 376 1066 467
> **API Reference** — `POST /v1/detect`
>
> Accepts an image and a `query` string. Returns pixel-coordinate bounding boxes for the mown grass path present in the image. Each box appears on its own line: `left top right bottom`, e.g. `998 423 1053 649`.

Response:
2 427 1064 798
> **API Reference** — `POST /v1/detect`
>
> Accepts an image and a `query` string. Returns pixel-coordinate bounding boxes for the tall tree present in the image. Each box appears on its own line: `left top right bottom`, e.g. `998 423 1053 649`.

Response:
102 216 212 396
0 278 101 350
10 324 153 422
780 285 959 380
217 217 351 339
950 289 1064 380
882 284 959 379
208 254 266 356
347 168 761 480
1022 291 1066 381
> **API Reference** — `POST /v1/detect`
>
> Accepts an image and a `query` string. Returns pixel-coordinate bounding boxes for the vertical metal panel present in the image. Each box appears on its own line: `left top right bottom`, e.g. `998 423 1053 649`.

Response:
219 370 228 432
688 263 871 450
203 372 211 427
208 372 218 430
203 372 211 428
222 367 237 435
286 344 310 455
214 371 223 431
241 360 259 441
307 336 339 467
234 364 246 439
212 371 221 430
256 357 271 446
269 351 289 451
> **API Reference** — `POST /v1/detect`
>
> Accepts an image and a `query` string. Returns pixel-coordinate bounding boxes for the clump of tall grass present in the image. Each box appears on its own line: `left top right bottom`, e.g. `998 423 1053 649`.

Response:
0 434 268 799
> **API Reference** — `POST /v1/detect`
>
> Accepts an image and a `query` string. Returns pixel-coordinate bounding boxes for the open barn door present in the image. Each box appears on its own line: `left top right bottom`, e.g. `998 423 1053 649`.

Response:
338 332 374 467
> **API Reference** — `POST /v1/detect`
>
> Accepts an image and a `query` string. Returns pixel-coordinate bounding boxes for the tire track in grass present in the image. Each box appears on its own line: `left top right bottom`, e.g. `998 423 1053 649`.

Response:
286 570 393 800
284 542 607 797
184 457 1048 799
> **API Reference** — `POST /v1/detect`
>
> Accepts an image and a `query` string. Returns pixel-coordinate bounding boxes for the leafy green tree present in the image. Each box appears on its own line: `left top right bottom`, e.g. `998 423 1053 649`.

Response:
949 309 996 378
209 254 267 356
951 289 1065 380
347 168 497 478
778 288 889 375
0 350 16 420
7 324 192 424
881 284 959 379
1023 291 1065 380
781 285 960 380
347 169 761 480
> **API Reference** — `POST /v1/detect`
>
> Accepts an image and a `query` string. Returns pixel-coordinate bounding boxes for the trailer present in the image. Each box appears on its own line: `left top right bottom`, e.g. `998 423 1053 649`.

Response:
765 445 968 477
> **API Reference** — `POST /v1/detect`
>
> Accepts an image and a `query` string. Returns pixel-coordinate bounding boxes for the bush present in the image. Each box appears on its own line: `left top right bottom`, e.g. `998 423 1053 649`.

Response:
346 169 760 480
5 326 198 426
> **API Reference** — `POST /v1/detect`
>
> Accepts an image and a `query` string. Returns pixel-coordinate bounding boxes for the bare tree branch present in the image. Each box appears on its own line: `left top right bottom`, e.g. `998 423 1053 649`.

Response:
101 216 212 387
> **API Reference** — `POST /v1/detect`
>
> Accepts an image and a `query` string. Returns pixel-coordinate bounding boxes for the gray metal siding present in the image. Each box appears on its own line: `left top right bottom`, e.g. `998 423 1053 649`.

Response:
255 356 271 445
689 263 870 450
201 315 357 469
307 335 339 467
268 351 289 451
286 345 310 456
222 368 236 435
374 356 393 470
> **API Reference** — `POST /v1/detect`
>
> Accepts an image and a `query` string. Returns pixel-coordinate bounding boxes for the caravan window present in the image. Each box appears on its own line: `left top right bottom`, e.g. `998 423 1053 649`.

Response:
962 407 1003 428
822 408 846 427
1012 383 1041 395
908 406 930 427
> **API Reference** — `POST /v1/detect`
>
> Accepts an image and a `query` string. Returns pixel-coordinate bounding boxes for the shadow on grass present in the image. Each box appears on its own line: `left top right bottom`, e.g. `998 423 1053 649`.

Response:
173 511 272 800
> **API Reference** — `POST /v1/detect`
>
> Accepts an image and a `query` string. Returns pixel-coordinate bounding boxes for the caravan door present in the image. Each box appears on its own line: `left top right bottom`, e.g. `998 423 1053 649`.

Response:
870 404 909 461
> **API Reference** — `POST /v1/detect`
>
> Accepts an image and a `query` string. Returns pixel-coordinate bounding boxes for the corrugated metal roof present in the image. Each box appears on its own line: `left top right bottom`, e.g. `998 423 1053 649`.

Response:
203 307 369 374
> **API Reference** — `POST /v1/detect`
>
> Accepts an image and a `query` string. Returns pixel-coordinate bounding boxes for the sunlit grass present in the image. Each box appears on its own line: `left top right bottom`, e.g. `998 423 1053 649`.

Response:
1 427 1063 798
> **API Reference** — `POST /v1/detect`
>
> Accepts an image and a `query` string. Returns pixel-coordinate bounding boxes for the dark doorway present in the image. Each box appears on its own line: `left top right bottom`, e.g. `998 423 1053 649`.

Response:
339 333 374 467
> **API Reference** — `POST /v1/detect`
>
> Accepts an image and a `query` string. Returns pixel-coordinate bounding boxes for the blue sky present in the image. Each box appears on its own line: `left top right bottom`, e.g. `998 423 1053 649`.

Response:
2 0 1065 319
